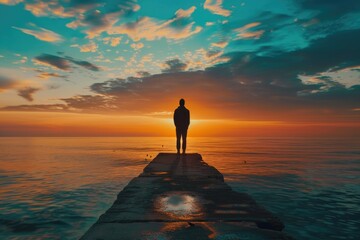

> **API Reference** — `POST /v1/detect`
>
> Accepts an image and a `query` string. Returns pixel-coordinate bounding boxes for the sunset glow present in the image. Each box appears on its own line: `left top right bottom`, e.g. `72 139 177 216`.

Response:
0 0 359 137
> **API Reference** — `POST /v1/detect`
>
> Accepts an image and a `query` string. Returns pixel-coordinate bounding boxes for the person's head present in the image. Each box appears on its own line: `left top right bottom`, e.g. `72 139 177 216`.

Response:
179 98 185 106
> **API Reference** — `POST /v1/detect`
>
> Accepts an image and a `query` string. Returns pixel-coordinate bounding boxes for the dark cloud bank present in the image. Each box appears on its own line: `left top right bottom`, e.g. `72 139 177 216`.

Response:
3 27 360 121
0 75 40 102
34 54 100 71
17 87 40 102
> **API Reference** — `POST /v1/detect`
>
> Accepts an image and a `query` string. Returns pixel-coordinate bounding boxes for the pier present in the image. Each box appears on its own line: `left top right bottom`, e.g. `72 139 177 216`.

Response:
81 153 291 239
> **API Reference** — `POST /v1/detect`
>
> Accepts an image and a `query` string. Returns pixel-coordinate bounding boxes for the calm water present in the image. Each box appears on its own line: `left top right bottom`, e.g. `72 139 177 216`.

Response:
0 137 359 239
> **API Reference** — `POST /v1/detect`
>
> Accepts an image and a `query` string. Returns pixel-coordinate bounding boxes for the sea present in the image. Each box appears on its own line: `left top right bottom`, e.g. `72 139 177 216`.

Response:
0 137 359 239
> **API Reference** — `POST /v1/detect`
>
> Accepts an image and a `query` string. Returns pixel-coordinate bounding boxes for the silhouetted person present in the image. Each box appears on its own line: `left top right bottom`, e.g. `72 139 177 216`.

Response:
174 99 190 154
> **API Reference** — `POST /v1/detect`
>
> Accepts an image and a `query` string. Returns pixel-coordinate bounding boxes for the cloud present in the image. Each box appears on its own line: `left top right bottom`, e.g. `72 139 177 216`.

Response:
145 111 172 117
12 25 63 42
6 0 139 38
234 22 264 39
33 54 71 71
1 95 115 113
211 40 228 48
1 94 115 113
33 54 100 71
183 48 229 70
162 59 187 73
0 70 42 99
299 66 360 90
103 37 121 47
7 2 198 42
93 53 112 63
1 104 69 112
34 69 67 79
0 75 18 92
81 28 359 120
66 1 140 38
204 0 231 17
3 26 360 122
216 28 360 103
24 0 100 18
59 95 117 111
66 56 101 71
17 87 40 101
13 55 28 64
175 6 196 18
338 65 360 72
301 18 319 28
84 72 241 117
107 7 202 41
300 0 360 21
130 42 144 50
114 56 125 61
137 71 151 77
71 41 98 52
141 54 152 63
0 0 23 5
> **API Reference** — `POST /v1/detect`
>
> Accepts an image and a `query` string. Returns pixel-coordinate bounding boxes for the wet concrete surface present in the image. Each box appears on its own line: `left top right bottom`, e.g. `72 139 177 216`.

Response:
81 153 292 239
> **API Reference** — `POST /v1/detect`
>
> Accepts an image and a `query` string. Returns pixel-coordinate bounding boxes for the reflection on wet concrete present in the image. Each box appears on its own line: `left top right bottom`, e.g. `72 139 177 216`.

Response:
155 191 203 220
158 222 214 239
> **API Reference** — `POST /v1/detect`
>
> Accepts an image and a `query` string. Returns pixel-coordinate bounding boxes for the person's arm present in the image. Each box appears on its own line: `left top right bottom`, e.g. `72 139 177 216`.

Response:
173 109 177 127
187 110 190 128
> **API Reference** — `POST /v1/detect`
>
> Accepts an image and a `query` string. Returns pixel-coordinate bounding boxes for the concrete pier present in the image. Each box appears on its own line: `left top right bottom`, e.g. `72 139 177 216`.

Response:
81 153 292 239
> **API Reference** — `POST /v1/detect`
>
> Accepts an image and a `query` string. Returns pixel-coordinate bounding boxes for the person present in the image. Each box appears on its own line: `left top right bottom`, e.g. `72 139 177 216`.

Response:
173 98 190 154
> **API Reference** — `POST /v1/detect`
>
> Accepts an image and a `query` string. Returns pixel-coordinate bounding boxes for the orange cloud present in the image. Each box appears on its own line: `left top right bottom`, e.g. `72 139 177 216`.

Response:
35 70 66 80
108 7 202 41
12 25 63 42
175 6 196 18
211 40 228 48
103 37 122 47
24 0 94 17
130 42 144 50
184 48 229 70
0 0 22 5
235 22 265 39
204 0 231 17
71 41 98 52
65 3 140 39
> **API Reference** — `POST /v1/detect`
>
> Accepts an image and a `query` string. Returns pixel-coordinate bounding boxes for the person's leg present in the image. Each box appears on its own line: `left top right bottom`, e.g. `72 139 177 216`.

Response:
176 128 181 154
182 129 187 154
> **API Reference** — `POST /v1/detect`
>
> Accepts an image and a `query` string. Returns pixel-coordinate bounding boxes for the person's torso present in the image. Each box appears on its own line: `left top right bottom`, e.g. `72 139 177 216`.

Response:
174 107 189 128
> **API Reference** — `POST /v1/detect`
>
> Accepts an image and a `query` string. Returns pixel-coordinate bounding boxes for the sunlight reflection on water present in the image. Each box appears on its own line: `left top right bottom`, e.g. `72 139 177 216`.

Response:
0 137 359 239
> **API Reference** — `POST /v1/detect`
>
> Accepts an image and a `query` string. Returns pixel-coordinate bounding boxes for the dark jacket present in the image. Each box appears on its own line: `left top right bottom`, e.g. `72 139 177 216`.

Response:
173 106 190 130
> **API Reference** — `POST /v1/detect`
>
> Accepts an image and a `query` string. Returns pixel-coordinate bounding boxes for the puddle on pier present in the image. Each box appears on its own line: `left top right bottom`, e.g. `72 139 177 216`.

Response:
154 191 203 220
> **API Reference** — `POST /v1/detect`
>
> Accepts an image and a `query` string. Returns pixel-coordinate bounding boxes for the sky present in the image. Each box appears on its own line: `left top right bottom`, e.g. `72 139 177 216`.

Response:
0 0 359 137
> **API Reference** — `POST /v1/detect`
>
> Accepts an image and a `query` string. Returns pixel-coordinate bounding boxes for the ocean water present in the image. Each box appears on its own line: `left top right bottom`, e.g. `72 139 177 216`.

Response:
0 137 359 239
